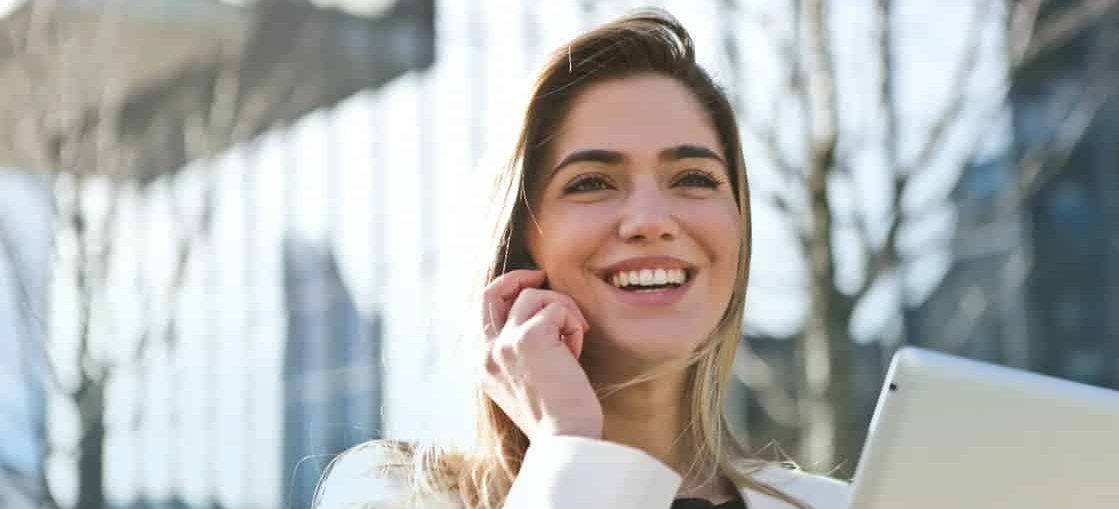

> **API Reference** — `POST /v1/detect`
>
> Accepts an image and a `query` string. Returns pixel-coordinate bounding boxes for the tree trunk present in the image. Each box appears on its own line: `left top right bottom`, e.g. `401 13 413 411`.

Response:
71 177 106 509
798 0 858 476
799 151 858 476
75 380 105 509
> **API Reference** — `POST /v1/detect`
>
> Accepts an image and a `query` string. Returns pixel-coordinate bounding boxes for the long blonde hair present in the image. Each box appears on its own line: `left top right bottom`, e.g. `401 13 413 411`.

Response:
320 9 809 509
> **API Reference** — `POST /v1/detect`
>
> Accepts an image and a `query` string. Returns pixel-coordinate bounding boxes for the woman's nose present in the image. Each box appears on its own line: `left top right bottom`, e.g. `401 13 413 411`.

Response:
617 181 679 243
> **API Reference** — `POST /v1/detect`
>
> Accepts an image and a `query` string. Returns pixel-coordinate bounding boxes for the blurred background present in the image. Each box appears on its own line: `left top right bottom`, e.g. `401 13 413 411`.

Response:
0 0 1116 507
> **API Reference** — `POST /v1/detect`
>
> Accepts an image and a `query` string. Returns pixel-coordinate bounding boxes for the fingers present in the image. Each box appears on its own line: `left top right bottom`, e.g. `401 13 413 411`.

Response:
481 270 591 360
540 303 586 359
482 270 547 339
479 301 585 392
507 288 589 333
503 302 586 362
532 304 586 360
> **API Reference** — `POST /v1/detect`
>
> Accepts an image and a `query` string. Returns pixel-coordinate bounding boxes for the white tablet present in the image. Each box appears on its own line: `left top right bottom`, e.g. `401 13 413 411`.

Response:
849 347 1119 508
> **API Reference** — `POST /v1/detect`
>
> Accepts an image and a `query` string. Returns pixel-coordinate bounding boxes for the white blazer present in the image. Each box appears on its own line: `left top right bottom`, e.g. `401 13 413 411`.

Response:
316 436 851 508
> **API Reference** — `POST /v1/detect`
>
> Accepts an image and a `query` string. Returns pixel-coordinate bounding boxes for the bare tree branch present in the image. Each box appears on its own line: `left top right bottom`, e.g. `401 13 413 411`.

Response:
876 0 897 169
1021 0 1119 65
1007 69 1119 210
118 150 216 370
1003 16 1119 211
1009 0 1044 66
853 0 996 300
901 0 996 176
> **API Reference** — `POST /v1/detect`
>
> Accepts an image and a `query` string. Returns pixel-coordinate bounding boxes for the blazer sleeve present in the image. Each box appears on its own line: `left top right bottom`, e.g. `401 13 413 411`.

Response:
503 435 683 508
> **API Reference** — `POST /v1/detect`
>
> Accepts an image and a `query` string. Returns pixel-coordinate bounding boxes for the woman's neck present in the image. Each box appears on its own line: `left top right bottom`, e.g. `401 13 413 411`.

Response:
596 369 737 502
599 371 692 468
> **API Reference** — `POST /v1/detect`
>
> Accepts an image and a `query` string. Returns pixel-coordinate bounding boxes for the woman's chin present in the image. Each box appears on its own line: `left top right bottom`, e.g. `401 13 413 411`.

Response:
588 323 704 363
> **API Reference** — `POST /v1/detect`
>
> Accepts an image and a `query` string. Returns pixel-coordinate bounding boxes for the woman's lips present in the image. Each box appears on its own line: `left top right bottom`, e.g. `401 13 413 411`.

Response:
600 269 695 306
598 256 696 280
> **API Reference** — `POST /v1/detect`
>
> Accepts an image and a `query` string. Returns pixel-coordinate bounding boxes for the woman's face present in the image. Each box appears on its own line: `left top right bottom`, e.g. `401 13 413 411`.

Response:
524 73 742 365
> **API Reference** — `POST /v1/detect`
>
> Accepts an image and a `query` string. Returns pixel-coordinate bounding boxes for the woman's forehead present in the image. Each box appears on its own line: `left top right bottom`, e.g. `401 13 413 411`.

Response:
546 74 723 166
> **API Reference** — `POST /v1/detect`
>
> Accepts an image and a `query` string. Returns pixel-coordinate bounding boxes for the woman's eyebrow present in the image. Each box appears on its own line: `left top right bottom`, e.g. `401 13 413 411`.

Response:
660 144 725 166
550 149 624 177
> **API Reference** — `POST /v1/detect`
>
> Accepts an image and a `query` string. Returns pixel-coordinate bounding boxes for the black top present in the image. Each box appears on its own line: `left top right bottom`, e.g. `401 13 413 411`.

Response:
671 496 747 509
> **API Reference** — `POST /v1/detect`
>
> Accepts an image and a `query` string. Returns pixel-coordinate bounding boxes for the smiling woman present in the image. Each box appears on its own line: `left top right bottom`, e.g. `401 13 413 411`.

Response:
525 73 742 374
314 9 849 509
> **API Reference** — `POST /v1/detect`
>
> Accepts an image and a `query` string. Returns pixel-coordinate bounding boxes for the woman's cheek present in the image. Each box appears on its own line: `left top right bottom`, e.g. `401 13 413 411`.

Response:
684 200 738 236
538 206 606 279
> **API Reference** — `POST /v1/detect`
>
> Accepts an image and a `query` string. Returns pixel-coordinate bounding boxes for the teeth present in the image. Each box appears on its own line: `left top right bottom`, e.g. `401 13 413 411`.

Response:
609 268 688 288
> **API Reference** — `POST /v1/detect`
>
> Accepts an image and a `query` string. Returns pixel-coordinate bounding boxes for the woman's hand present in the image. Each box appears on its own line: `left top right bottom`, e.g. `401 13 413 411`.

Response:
480 269 603 440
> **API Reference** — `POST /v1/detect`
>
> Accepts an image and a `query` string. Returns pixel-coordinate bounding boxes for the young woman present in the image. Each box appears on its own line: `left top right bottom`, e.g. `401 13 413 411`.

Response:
315 10 850 509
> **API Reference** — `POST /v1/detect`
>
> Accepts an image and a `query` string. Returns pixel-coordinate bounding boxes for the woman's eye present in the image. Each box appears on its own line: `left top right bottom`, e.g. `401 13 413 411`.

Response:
675 170 725 189
563 175 613 194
